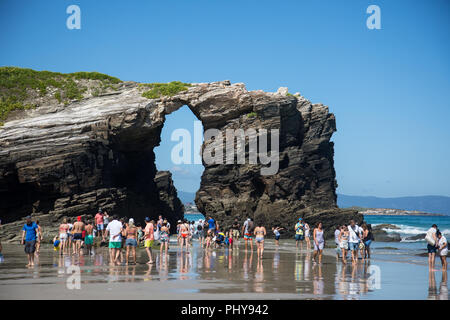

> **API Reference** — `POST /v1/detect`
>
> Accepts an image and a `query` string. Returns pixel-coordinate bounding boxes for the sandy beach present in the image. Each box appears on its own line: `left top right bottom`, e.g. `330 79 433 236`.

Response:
0 239 447 300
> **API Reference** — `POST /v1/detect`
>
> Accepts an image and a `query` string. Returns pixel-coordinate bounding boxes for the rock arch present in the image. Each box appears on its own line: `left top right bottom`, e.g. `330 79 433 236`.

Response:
0 80 361 238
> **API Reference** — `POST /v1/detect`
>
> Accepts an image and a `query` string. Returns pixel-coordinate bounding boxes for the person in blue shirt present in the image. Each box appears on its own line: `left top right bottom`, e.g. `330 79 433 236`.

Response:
21 216 39 267
207 217 216 234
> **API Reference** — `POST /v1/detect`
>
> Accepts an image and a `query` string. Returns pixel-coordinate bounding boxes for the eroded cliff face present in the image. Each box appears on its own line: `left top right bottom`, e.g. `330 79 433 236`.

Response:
0 79 361 239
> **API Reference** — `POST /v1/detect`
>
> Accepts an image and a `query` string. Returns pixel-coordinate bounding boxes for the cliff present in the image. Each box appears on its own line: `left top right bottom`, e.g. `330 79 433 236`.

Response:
0 68 362 239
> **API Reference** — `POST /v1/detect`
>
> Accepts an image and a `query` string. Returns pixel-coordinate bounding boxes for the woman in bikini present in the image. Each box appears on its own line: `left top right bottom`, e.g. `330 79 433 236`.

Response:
125 218 138 265
59 218 69 255
253 222 267 259
159 222 170 255
313 222 325 264
179 220 190 251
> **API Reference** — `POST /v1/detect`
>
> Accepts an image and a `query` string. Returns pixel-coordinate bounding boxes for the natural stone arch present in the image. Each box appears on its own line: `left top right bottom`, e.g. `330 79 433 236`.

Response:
0 80 361 239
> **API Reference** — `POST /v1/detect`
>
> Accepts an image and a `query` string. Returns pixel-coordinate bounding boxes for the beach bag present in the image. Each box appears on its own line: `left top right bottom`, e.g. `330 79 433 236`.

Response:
154 230 160 241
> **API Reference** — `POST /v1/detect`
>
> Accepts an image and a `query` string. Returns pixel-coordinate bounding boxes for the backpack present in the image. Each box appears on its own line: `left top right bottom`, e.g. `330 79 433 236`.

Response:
247 221 254 233
197 224 203 231
425 229 436 246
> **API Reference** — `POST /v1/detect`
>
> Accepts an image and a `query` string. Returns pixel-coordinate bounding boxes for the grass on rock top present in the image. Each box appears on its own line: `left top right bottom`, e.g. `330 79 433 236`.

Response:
0 67 192 126
139 81 191 99
0 67 123 125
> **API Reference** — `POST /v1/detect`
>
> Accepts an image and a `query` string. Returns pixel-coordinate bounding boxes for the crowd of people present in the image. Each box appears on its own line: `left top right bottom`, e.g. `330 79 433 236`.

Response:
11 211 448 271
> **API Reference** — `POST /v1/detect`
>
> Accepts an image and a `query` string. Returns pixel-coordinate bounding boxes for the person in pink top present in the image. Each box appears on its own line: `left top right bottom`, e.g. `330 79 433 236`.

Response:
144 217 155 264
95 209 105 239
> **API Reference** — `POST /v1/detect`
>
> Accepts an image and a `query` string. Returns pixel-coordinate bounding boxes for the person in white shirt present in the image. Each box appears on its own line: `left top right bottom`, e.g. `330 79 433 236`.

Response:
425 224 438 270
106 215 123 265
348 220 362 264
334 226 341 259
437 231 447 271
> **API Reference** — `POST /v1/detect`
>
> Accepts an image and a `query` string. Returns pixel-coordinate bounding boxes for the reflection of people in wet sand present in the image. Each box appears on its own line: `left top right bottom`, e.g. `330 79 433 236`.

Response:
312 264 324 296
428 270 437 299
254 258 264 293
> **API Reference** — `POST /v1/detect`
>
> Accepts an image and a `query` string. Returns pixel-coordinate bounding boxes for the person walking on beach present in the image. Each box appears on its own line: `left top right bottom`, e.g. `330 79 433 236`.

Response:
106 215 123 265
272 227 283 246
231 218 241 243
21 216 40 267
125 218 138 265
197 220 205 247
58 218 69 255
95 209 105 240
84 220 94 255
179 220 190 250
348 220 361 264
144 217 154 264
72 216 85 255
242 218 255 251
437 231 447 271
362 224 374 259
294 218 305 249
207 216 216 234
313 222 325 264
254 222 266 259
334 225 341 259
339 225 349 264
304 222 311 249
160 222 170 255
426 224 439 270
35 220 42 256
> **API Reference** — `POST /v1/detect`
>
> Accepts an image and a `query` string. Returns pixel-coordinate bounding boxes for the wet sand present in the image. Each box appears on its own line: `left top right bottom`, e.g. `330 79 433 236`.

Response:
0 239 448 299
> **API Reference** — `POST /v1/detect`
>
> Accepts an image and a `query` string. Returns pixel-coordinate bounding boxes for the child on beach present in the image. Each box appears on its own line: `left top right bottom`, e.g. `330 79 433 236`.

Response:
272 227 283 246
52 235 61 252
437 231 447 270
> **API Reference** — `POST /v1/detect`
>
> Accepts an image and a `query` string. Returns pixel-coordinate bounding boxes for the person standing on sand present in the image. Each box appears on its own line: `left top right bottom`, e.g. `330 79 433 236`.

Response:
334 225 341 259
179 220 190 251
143 217 154 264
231 218 241 243
362 224 374 259
21 216 40 267
313 222 325 264
95 209 105 240
72 216 85 255
339 225 349 264
242 218 255 251
106 215 123 265
304 222 311 249
84 220 94 255
426 224 439 270
254 223 266 259
159 222 170 255
35 220 42 256
58 218 69 255
197 220 205 247
348 220 361 264
272 227 283 246
125 218 138 265
294 218 305 249
437 231 447 271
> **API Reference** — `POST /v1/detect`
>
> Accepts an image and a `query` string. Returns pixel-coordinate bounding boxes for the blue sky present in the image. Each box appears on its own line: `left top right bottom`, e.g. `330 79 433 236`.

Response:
1 0 449 197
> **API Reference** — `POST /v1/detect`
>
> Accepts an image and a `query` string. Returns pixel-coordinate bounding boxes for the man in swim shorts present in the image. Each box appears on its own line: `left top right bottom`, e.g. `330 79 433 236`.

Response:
144 217 154 264
84 220 94 255
21 216 39 267
242 218 254 251
72 216 85 255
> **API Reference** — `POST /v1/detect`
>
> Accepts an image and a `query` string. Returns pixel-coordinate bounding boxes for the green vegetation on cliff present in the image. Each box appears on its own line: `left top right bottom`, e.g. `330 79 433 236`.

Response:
0 67 122 125
140 81 191 99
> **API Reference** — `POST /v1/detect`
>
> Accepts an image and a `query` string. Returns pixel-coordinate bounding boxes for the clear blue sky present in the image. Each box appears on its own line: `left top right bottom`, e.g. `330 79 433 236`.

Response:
1 0 449 197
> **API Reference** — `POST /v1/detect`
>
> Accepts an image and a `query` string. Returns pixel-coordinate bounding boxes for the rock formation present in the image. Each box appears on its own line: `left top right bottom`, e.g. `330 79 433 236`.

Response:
0 74 362 239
